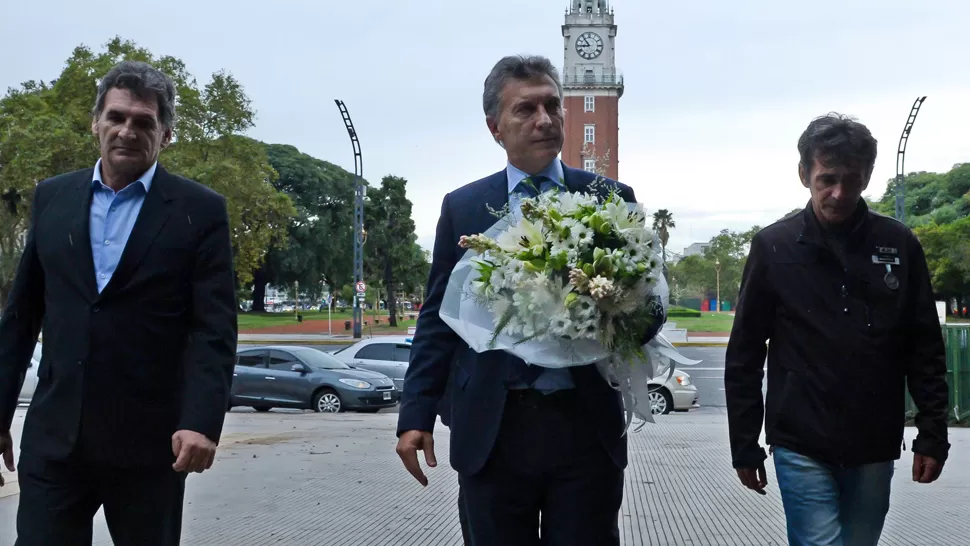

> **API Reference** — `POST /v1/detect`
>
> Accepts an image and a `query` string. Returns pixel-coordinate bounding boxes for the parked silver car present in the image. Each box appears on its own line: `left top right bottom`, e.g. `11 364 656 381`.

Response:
647 369 699 414
230 346 398 413
331 336 411 391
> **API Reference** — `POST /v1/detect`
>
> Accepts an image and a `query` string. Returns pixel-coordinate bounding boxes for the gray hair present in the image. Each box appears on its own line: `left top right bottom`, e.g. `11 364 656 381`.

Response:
483 55 563 122
797 112 877 176
93 61 177 129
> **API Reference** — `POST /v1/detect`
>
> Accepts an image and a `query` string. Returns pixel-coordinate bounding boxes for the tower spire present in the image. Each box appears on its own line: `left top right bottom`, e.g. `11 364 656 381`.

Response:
569 0 609 14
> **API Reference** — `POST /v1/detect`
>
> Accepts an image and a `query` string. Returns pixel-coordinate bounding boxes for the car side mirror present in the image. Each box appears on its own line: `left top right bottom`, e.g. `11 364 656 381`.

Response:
291 363 309 374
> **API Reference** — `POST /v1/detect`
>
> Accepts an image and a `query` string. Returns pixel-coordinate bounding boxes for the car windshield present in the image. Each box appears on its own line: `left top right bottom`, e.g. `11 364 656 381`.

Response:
289 347 351 370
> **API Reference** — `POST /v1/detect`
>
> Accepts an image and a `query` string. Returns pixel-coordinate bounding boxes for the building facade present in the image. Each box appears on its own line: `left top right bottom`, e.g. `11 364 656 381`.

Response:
561 0 623 180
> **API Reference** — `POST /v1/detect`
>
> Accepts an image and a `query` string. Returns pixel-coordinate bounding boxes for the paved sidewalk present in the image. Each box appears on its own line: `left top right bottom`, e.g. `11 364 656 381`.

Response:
1 408 968 545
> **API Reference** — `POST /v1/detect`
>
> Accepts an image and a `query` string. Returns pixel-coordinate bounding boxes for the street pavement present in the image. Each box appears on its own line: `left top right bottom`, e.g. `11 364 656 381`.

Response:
2 407 969 545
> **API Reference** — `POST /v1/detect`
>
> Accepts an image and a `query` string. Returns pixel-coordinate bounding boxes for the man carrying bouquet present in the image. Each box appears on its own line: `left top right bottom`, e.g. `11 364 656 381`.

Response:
725 113 950 546
395 54 666 545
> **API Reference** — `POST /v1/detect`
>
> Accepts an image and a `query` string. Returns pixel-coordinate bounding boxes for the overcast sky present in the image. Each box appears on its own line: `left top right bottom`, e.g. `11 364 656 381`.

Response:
2 0 968 256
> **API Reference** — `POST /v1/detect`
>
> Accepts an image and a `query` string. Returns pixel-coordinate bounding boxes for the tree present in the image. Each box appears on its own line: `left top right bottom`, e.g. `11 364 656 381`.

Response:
248 143 357 311
651 209 675 263
363 175 423 327
0 37 295 301
871 163 970 227
667 226 761 306
915 216 970 316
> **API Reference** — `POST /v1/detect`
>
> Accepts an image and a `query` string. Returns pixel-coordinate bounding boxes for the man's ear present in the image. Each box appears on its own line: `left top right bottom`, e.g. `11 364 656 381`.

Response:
486 116 501 146
798 162 810 189
160 126 173 150
91 117 98 137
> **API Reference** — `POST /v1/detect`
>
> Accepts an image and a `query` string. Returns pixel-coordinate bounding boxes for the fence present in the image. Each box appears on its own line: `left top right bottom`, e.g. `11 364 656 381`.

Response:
905 324 970 425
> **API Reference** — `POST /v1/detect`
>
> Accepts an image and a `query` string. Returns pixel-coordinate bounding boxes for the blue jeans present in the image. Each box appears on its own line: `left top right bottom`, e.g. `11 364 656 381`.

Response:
773 446 894 546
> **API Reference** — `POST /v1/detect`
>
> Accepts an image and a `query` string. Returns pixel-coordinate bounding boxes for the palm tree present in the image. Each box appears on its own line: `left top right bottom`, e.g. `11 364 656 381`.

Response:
652 209 676 263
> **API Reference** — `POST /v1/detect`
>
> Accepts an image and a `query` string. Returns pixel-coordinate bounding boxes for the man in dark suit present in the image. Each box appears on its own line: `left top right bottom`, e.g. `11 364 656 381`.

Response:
395 55 665 545
0 60 237 545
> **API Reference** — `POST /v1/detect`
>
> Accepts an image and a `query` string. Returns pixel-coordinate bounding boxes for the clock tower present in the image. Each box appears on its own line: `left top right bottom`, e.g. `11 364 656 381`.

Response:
561 0 622 180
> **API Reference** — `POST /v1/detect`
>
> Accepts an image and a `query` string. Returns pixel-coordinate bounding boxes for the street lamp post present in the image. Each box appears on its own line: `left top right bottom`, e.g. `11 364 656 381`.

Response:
714 258 721 313
335 99 365 339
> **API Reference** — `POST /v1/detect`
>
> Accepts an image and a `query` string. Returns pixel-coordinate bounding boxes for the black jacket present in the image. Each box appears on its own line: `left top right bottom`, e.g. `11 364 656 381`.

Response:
725 201 950 469
0 166 238 467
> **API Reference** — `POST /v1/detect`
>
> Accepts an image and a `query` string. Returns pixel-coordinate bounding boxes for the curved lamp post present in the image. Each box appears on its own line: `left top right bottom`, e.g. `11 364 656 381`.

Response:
714 258 721 313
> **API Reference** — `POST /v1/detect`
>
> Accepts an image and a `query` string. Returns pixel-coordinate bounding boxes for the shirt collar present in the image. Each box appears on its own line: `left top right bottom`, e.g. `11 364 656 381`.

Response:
92 158 157 193
506 159 565 194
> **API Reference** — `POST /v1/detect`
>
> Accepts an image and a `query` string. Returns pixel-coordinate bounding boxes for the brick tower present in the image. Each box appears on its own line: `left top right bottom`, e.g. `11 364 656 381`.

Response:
561 0 623 180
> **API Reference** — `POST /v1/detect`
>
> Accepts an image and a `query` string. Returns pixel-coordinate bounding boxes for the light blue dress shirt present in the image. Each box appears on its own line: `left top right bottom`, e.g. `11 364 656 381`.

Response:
89 159 156 293
504 160 575 392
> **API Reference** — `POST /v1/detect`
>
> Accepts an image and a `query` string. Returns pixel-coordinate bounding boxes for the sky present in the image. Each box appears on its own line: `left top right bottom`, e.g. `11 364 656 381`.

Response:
2 0 969 257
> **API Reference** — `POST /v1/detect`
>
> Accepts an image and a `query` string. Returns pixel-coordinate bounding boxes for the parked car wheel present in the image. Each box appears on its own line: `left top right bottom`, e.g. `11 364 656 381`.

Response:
648 388 673 415
253 405 272 412
313 389 342 413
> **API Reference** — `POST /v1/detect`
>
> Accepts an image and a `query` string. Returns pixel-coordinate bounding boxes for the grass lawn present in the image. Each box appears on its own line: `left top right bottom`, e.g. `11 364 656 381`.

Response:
238 310 418 332
666 313 735 333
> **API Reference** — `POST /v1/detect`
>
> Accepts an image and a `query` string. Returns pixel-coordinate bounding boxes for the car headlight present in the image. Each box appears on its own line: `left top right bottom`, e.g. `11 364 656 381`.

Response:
339 378 372 389
676 375 692 386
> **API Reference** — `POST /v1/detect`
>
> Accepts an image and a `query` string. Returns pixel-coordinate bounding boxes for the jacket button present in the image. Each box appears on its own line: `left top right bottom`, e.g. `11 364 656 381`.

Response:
92 305 100 313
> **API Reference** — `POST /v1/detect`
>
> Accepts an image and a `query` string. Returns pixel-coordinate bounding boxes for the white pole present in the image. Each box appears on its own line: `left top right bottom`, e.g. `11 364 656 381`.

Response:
328 296 332 337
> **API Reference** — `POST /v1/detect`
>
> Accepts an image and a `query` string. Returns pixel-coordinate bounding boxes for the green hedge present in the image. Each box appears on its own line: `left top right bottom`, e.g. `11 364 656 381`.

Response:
668 306 702 318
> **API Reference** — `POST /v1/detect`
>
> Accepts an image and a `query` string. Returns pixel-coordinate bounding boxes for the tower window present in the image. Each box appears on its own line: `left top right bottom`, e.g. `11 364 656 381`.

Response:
584 159 596 172
584 124 595 144
584 96 595 112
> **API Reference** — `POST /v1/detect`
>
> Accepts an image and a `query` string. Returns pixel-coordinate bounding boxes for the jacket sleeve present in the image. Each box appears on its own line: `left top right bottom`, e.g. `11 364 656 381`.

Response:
397 193 461 436
903 233 950 462
0 186 47 431
176 195 238 444
724 232 773 468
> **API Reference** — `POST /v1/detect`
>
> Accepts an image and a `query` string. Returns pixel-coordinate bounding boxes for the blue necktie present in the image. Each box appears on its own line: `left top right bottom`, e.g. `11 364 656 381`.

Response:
506 175 559 387
514 175 558 199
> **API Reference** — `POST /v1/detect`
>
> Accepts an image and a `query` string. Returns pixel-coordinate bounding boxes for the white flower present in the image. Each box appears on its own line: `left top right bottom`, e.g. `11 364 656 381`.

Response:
588 275 617 300
496 218 547 256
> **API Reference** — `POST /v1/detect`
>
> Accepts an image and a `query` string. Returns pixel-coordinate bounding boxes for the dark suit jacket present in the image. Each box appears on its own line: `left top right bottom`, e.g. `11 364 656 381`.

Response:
0 165 238 468
397 162 665 476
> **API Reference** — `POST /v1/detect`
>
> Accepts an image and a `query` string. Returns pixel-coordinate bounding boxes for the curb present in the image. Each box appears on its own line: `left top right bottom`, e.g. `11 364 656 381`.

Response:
673 342 729 347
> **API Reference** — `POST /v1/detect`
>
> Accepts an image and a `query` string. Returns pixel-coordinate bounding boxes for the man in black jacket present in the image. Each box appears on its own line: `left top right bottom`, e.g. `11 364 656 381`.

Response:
725 113 949 546
0 61 237 545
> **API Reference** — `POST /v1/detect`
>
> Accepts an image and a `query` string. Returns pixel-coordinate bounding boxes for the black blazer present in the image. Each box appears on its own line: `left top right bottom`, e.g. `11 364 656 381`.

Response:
398 162 665 476
0 165 238 468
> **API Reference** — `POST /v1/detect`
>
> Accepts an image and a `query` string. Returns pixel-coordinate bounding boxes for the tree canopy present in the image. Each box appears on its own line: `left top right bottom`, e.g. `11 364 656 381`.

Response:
249 143 358 310
363 175 429 326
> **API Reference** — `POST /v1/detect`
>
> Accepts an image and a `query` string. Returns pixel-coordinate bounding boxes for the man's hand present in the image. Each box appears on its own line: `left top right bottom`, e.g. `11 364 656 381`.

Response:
736 464 768 495
913 453 944 484
396 430 436 486
172 430 217 473
0 430 13 487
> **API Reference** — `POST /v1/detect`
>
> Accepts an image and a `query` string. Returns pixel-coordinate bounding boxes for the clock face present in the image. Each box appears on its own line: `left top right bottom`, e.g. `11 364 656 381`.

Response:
575 31 604 60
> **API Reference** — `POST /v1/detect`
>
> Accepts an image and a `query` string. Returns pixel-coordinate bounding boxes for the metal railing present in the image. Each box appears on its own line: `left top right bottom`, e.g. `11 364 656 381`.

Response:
562 73 624 87
905 324 970 425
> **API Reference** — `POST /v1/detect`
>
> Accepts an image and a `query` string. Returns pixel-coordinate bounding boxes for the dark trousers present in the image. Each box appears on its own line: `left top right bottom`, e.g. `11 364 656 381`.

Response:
15 452 186 546
461 389 624 546
458 480 471 545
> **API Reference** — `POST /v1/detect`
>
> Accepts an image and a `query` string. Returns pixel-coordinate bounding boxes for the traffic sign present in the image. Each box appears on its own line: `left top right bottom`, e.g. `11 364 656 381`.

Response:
355 281 366 293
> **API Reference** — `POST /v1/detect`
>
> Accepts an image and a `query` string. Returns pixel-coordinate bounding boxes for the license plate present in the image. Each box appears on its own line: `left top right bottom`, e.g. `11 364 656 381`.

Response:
382 391 391 400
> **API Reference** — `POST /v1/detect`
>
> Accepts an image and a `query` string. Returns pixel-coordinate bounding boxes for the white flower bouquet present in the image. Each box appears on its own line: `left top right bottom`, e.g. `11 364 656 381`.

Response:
440 178 699 429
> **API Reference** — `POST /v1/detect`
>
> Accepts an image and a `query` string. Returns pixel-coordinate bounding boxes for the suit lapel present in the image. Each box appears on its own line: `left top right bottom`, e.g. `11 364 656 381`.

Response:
477 170 510 231
68 169 99 300
98 166 175 298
